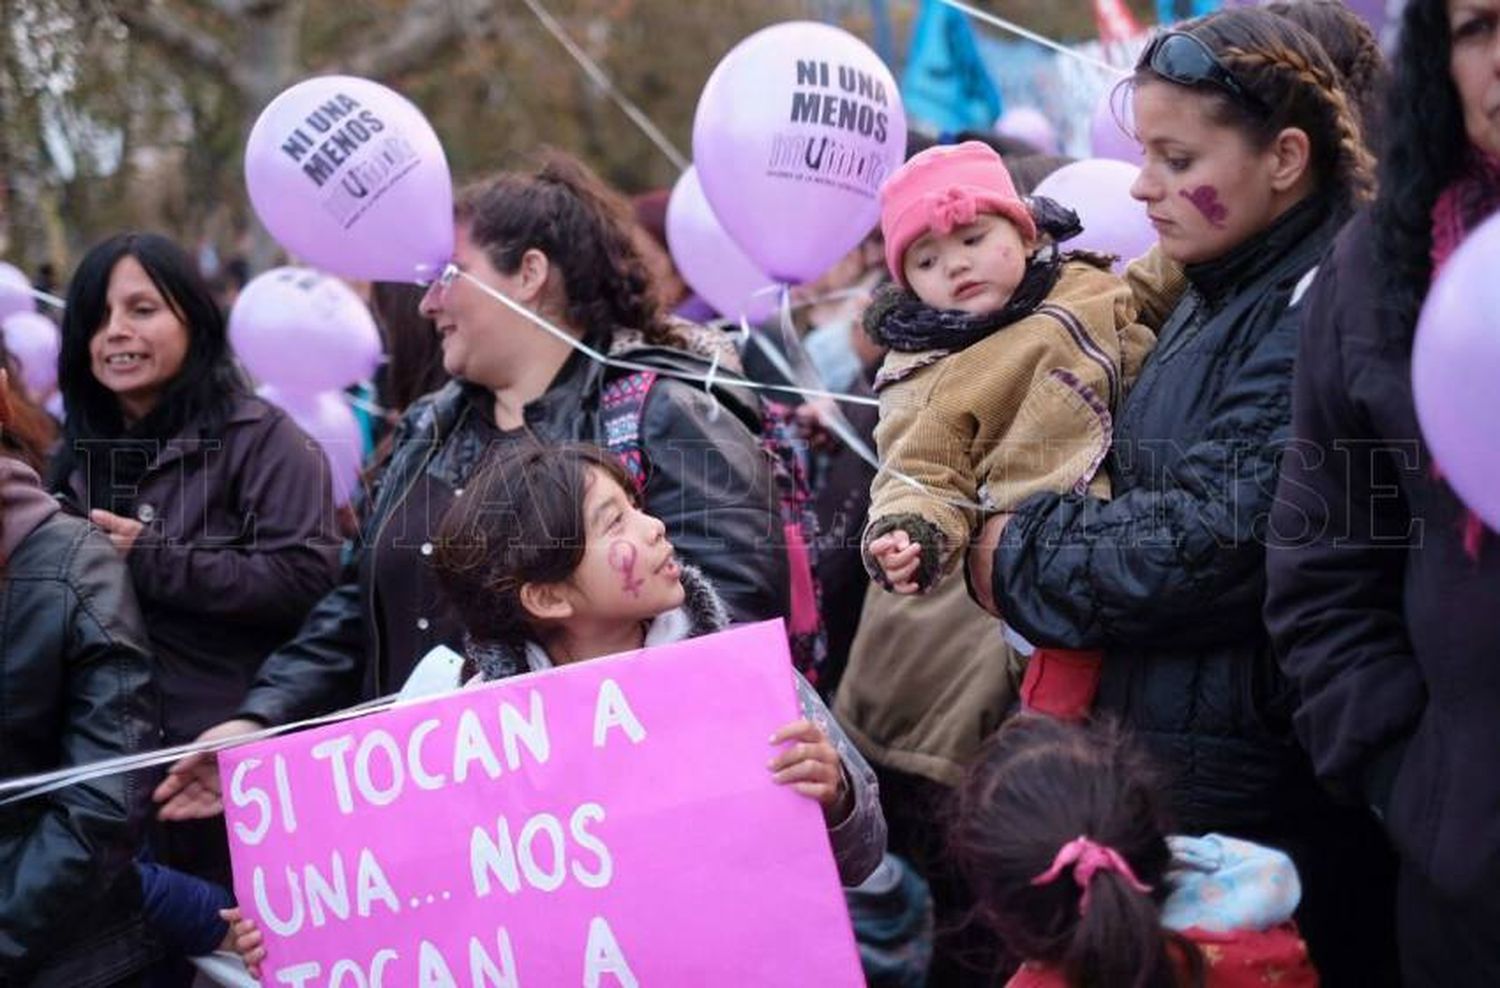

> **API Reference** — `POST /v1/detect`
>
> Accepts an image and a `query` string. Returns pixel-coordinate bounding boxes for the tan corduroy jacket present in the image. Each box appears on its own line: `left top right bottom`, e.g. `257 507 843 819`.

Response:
838 248 1187 785
862 256 1157 588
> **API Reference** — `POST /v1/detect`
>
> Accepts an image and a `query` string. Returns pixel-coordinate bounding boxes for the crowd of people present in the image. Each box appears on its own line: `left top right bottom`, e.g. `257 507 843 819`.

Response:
1 0 1497 985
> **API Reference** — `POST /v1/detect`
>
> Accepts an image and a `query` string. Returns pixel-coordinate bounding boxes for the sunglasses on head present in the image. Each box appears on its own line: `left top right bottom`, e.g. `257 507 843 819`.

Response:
1138 31 1271 117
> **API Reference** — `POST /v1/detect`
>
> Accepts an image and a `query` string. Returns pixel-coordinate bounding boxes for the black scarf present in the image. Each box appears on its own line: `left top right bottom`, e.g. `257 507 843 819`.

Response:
862 195 1085 355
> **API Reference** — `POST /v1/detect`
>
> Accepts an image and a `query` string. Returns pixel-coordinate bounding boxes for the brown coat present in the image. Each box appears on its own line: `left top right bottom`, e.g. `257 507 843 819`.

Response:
61 394 340 743
863 258 1157 585
838 250 1187 786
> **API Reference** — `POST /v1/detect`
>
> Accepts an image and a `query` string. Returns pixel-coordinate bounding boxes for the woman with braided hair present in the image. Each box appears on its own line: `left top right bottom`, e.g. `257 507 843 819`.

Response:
1267 0 1500 980
969 8 1397 982
1266 0 1389 134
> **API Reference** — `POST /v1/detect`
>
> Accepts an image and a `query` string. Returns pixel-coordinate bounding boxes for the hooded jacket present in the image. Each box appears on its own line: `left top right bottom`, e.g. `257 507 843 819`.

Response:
239 337 788 729
1 457 159 986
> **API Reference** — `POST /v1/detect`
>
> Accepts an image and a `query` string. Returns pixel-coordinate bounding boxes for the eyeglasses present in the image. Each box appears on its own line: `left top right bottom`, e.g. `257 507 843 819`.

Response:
1138 31 1271 117
416 262 461 293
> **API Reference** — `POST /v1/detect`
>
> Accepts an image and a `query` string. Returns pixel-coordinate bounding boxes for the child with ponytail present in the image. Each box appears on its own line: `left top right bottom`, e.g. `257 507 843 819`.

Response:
951 716 1318 987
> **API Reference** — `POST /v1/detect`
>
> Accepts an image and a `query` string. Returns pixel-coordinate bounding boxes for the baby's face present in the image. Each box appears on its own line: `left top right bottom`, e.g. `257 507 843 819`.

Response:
902 214 1030 316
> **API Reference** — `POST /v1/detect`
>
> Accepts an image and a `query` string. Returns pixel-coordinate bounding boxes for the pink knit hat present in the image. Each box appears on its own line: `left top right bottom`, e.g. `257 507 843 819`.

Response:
879 141 1037 289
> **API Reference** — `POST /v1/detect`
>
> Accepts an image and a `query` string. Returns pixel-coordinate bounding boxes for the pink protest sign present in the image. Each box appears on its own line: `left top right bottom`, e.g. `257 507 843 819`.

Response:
221 621 863 986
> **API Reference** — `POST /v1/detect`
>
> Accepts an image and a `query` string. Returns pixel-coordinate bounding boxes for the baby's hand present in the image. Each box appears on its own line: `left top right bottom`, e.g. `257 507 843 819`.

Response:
769 718 851 824
219 907 266 980
868 529 923 594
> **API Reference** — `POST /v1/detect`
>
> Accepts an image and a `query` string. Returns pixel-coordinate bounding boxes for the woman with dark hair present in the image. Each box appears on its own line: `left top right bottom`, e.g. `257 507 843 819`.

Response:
968 8 1396 982
1 369 159 986
154 152 785 815
1265 0 1500 981
1265 0 1389 134
50 232 340 886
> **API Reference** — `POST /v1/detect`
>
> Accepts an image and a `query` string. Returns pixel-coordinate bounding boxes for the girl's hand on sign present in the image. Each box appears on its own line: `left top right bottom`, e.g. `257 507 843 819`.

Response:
220 907 266 979
769 718 850 823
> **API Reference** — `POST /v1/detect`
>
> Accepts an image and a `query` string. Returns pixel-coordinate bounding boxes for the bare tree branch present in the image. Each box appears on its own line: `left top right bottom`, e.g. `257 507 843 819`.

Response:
329 0 497 81
207 0 289 18
114 2 253 94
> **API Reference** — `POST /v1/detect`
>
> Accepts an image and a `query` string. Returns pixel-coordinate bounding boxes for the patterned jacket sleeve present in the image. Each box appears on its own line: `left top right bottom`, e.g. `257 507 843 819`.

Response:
796 673 886 886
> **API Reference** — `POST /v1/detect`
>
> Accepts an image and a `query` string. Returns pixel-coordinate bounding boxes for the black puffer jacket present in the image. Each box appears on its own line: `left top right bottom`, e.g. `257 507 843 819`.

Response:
0 459 159 987
990 196 1344 833
239 339 787 727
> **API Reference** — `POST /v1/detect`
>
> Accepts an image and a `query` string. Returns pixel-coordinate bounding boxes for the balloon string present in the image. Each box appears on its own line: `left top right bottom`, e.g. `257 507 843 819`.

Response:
452 268 878 408
938 0 1130 76
456 268 983 510
516 0 690 172
23 287 66 309
0 694 402 807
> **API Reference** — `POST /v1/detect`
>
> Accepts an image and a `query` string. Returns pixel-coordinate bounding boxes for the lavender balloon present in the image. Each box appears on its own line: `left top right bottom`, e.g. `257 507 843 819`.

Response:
1413 213 1500 529
1 311 60 398
245 75 453 283
0 262 34 321
692 21 907 285
258 385 365 506
666 168 778 325
1032 160 1156 271
230 267 382 394
996 106 1060 155
1090 85 1142 166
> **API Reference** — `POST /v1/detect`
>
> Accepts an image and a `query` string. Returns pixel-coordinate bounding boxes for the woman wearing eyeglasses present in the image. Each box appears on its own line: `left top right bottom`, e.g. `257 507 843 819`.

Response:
153 153 787 821
969 8 1397 982
1267 0 1500 981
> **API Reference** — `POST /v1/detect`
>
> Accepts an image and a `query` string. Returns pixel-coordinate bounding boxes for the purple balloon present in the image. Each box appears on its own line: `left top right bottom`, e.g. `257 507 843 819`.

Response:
692 21 907 284
1091 85 1142 166
996 106 1060 155
245 76 453 283
230 267 383 394
258 385 365 506
0 262 34 321
666 168 778 325
1032 159 1156 271
1413 213 1500 529
1 311 60 398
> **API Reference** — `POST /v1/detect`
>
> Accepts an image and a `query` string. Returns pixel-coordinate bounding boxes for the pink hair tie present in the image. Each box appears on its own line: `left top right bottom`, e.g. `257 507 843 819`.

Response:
1030 836 1153 914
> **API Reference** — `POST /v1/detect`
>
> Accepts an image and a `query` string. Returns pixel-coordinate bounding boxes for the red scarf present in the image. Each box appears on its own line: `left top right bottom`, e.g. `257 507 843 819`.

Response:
1429 148 1500 557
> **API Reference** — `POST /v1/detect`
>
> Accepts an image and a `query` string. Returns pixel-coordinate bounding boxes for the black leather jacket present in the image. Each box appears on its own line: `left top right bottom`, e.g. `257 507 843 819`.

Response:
1 470 159 986
991 196 1345 834
239 340 788 727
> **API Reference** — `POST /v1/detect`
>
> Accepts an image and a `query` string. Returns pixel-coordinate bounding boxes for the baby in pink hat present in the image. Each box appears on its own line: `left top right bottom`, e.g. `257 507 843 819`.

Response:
861 141 1156 719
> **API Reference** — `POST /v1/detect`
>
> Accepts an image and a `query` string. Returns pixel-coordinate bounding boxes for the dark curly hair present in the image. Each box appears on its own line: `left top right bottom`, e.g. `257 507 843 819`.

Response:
950 716 1201 988
455 151 672 347
1265 0 1388 135
432 442 636 649
1370 0 1468 345
1134 8 1377 207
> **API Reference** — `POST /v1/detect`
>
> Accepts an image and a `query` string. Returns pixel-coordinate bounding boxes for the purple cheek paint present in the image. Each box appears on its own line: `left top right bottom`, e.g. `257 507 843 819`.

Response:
608 541 645 597
1179 186 1229 229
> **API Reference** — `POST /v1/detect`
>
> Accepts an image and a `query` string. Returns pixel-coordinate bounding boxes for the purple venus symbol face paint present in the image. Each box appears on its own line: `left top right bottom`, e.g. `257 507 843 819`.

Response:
608 540 645 597
1180 185 1229 229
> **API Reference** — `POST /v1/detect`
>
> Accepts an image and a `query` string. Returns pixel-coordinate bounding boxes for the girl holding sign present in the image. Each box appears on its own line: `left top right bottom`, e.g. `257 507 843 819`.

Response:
222 442 885 977
428 442 886 887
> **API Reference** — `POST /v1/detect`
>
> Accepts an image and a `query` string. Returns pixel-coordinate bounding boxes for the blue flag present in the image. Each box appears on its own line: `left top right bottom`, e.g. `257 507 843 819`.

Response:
900 0 1002 133
1156 0 1221 25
